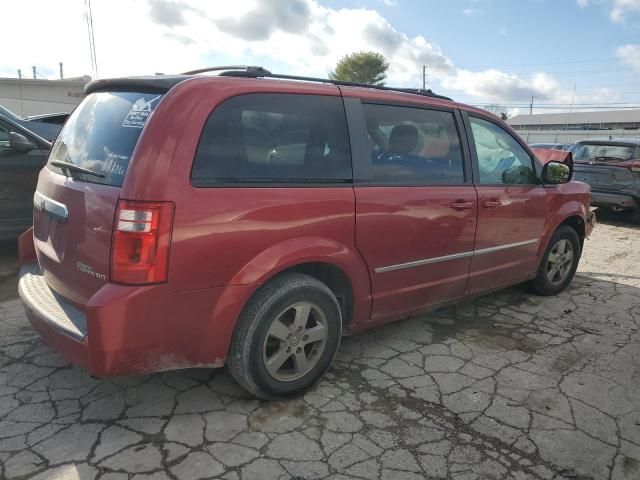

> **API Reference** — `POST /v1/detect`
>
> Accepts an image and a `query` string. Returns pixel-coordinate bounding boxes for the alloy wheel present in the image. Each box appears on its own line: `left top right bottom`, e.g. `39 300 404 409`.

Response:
546 239 574 285
262 301 329 382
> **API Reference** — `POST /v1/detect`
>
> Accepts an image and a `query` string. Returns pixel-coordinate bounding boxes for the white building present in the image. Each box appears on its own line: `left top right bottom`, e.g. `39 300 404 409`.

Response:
508 109 640 131
0 76 90 117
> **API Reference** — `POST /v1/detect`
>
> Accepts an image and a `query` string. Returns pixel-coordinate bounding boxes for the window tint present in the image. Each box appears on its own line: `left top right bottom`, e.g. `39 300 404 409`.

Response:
191 94 352 185
46 91 163 186
362 103 464 185
469 116 536 185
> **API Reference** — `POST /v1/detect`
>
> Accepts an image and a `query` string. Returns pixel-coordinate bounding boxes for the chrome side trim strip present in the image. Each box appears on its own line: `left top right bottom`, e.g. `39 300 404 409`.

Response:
374 239 539 274
473 239 538 256
33 191 68 221
374 250 474 273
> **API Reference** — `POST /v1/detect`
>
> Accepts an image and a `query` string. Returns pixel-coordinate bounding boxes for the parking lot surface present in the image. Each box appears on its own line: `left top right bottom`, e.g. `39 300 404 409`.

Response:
0 215 639 480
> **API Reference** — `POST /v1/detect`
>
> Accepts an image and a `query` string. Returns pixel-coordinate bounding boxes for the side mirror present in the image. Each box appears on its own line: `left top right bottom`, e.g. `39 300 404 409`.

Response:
542 160 572 185
9 131 37 152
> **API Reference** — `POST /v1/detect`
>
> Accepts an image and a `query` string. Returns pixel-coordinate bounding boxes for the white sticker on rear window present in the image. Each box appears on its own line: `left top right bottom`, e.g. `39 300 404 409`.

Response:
122 95 161 128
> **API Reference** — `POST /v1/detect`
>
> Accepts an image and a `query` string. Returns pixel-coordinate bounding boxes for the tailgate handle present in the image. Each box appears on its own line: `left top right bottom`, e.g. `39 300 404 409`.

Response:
34 191 68 222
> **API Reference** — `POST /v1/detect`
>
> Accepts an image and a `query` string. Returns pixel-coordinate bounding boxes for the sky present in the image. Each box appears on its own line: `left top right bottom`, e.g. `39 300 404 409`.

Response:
2 0 640 115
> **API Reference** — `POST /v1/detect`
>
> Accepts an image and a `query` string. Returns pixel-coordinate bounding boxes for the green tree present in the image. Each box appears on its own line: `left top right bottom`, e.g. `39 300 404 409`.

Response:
329 51 389 86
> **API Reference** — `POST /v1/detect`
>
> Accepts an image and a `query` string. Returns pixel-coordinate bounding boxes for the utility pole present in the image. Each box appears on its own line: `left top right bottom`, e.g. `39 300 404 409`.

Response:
422 65 427 90
32 66 36 79
59 62 64 80
530 96 534 115
17 69 21 79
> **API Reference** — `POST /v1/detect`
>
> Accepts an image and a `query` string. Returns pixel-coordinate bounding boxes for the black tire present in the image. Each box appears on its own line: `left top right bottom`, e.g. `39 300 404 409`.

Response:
228 273 342 400
530 226 581 296
629 208 640 225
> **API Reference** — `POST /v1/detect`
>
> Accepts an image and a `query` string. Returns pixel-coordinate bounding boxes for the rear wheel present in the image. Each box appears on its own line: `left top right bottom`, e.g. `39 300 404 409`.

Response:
228 273 342 400
530 226 581 296
630 208 640 225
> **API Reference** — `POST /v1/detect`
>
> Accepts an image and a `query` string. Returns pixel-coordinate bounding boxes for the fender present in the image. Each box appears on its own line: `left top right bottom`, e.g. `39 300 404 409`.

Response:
228 237 371 322
199 237 373 362
537 196 588 260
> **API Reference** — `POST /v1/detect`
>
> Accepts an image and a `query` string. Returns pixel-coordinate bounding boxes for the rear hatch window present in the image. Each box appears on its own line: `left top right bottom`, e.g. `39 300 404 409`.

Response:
573 143 638 162
47 91 162 186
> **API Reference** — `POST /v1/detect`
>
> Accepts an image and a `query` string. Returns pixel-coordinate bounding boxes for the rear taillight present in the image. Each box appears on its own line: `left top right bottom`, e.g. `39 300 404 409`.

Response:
111 200 174 284
630 161 640 172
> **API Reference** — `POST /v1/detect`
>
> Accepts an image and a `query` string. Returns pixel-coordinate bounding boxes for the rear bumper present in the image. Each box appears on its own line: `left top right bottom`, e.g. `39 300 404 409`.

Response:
18 262 254 376
590 190 638 209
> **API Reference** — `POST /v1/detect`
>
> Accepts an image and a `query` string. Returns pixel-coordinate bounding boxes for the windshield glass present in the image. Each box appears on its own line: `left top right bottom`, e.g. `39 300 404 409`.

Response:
46 91 162 186
572 143 637 161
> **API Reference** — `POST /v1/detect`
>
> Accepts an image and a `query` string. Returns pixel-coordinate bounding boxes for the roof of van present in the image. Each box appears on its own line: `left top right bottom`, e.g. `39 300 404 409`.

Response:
85 68 453 102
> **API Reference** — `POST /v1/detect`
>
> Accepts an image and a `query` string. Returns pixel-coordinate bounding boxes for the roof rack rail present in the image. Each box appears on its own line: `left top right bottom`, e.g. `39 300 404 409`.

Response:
182 65 452 101
180 65 272 76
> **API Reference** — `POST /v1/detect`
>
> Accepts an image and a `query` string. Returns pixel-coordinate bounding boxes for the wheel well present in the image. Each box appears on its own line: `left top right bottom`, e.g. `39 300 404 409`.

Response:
559 215 585 247
280 262 354 331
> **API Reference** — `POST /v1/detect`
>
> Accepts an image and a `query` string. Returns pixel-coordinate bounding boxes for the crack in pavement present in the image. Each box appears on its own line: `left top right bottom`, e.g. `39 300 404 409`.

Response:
0 218 639 479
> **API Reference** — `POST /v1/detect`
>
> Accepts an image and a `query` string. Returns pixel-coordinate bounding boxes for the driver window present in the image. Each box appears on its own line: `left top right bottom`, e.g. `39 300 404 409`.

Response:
469 116 536 185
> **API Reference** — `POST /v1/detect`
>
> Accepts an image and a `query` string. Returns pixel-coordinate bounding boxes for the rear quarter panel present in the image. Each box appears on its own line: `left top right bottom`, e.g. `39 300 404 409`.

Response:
120 77 372 327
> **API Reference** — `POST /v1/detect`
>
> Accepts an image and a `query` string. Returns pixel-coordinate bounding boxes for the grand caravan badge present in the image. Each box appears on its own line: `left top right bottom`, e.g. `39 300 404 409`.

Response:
122 95 161 129
76 261 106 281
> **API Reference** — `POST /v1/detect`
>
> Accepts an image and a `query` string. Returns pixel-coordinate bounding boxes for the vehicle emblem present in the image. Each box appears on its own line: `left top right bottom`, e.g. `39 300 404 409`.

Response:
76 261 106 281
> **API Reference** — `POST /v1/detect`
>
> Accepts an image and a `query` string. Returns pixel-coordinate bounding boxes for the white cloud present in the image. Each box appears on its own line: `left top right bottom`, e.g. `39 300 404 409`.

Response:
617 44 640 70
610 0 640 21
380 0 397 6
0 0 622 111
576 0 640 21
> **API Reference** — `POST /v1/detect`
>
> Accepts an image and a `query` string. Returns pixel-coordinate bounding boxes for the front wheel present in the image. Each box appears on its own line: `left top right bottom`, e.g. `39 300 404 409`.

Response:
530 226 581 296
228 273 342 400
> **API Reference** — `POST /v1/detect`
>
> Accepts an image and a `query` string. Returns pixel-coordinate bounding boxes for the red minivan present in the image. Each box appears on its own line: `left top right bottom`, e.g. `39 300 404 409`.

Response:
18 67 593 399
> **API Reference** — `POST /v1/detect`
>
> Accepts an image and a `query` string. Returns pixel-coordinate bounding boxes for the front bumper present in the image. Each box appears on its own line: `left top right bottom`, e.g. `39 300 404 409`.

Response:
18 262 248 376
590 191 638 209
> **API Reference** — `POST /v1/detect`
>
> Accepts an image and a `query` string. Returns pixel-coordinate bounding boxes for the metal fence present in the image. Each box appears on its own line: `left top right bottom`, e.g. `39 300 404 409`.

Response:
512 129 640 145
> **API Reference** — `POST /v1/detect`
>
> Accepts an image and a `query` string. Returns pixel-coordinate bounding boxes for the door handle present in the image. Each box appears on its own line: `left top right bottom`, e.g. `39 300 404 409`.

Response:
449 200 475 211
482 200 502 209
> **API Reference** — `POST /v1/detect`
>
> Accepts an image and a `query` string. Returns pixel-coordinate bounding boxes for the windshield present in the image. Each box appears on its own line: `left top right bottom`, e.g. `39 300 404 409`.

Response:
572 143 637 162
46 91 162 186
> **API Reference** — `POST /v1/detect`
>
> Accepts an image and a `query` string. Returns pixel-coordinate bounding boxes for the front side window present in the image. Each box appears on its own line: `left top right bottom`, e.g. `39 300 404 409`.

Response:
191 94 352 185
469 116 537 185
362 103 465 184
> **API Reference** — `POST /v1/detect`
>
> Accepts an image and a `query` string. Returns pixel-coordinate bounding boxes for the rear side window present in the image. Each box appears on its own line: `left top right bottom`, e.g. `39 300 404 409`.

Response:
362 103 465 185
191 94 352 185
47 91 162 186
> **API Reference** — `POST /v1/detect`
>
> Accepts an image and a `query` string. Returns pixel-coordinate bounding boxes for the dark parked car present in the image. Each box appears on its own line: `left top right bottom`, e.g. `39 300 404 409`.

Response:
18 67 592 399
570 138 640 223
529 142 573 151
0 106 63 142
0 108 53 240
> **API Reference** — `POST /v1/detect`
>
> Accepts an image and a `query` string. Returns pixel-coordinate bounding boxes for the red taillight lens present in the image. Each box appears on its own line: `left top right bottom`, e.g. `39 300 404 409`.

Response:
111 200 174 284
630 161 640 173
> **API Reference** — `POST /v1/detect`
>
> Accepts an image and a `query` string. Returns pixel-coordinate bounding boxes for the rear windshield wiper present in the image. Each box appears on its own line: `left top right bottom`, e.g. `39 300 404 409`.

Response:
50 160 105 179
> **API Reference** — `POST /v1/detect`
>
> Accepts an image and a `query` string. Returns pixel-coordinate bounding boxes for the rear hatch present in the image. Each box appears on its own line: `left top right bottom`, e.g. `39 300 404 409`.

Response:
33 91 162 305
572 142 640 190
